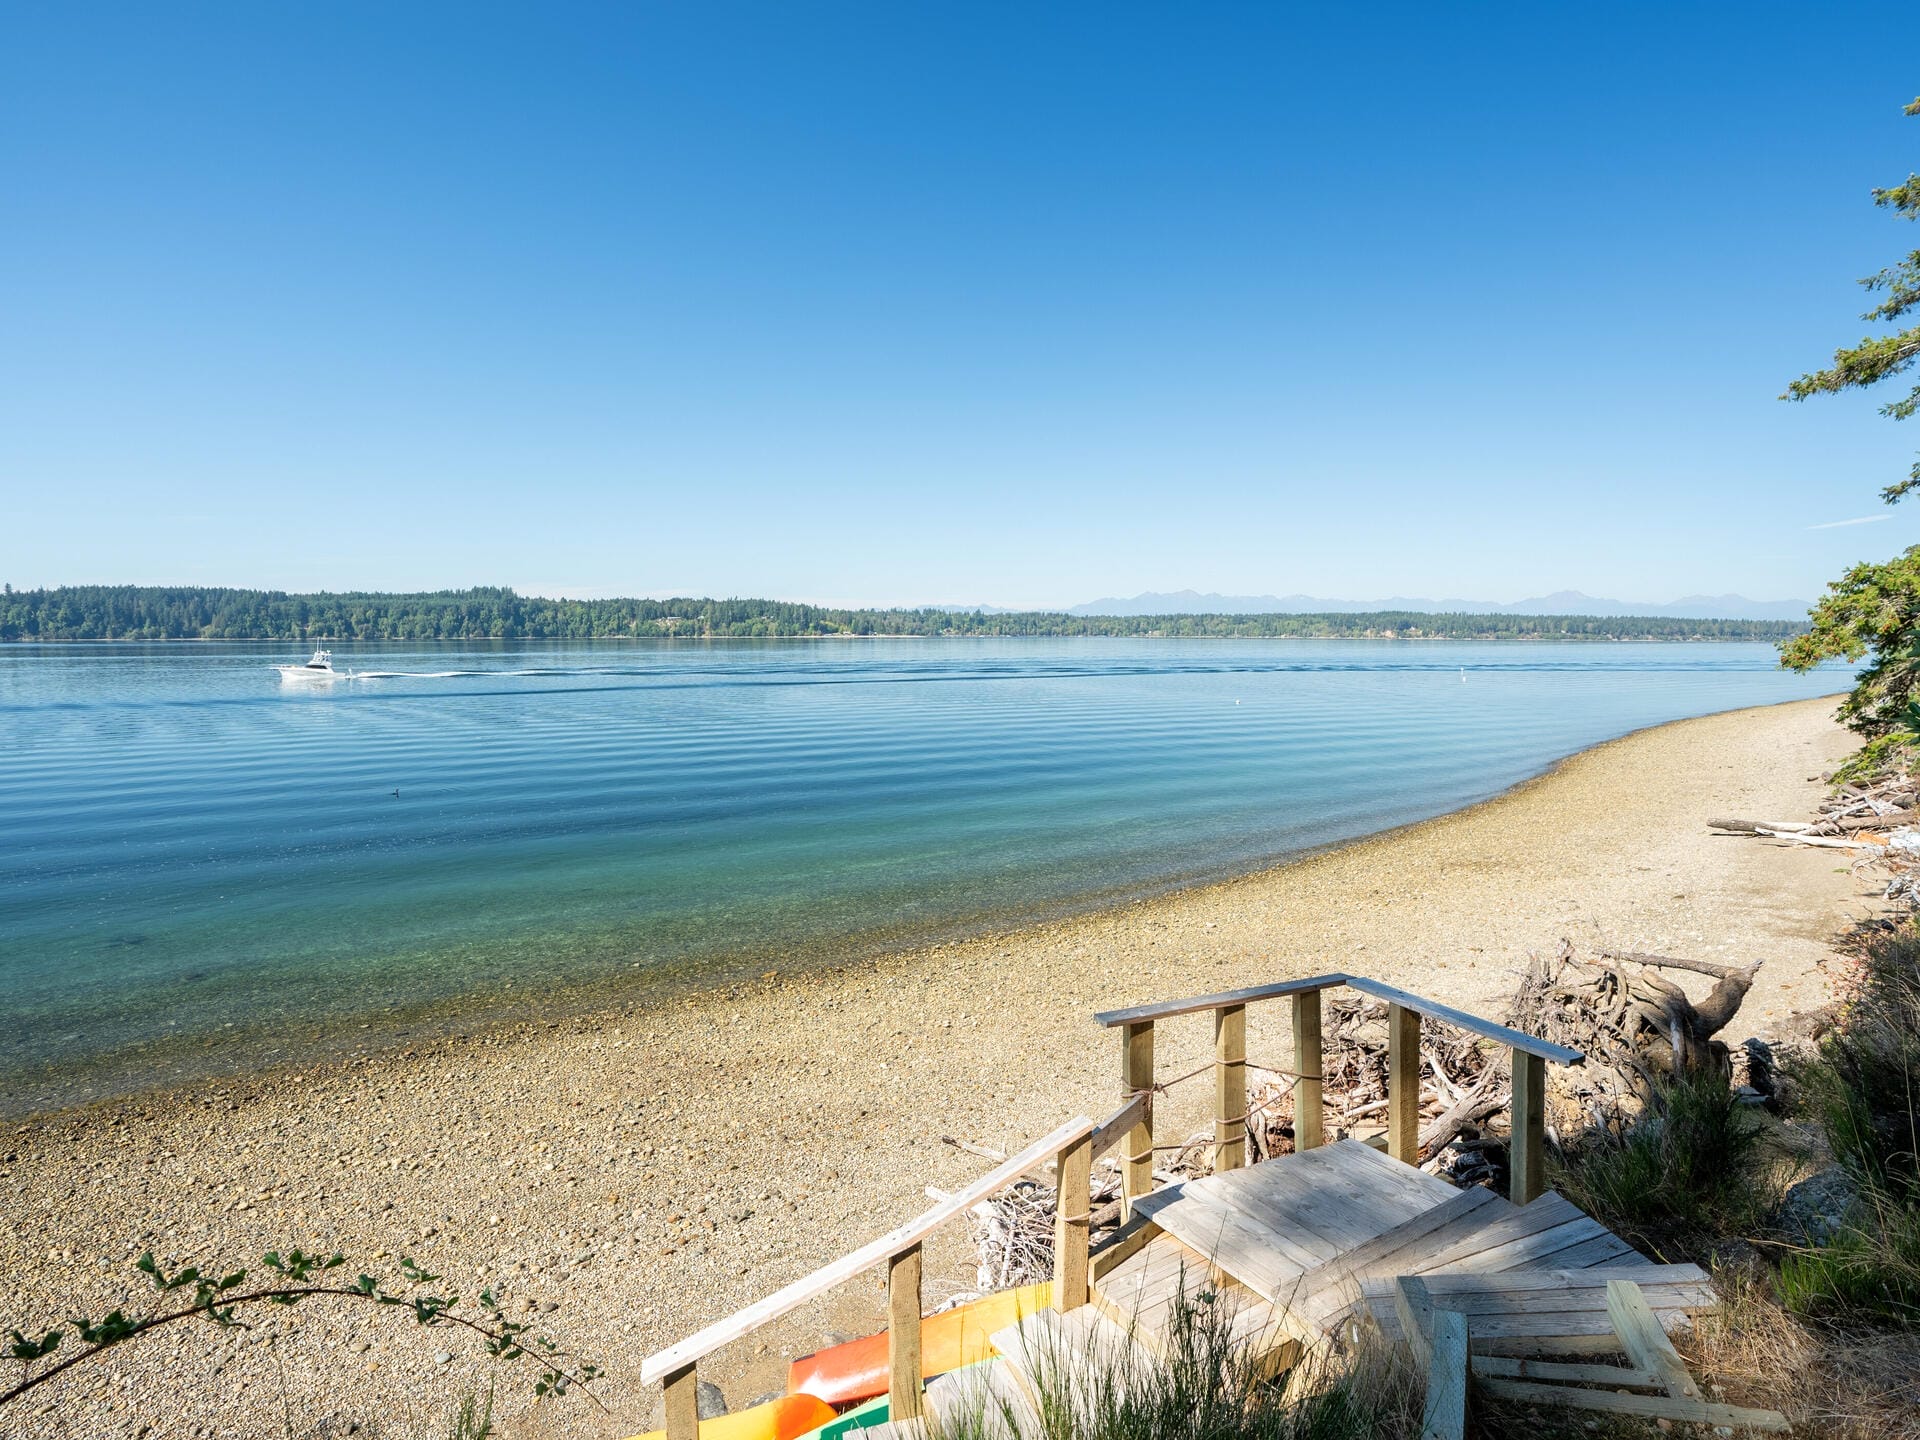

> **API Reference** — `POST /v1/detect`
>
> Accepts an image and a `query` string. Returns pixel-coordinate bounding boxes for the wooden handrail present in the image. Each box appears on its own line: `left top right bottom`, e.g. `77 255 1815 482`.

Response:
1090 1090 1148 1161
1339 976 1583 1065
638 1112 1095 1386
1096 973 1582 1066
1092 973 1347 1027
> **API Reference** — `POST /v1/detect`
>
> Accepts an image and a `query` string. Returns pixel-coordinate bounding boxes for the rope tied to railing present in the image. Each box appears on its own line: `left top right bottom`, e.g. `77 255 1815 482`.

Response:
1121 1057 1322 1106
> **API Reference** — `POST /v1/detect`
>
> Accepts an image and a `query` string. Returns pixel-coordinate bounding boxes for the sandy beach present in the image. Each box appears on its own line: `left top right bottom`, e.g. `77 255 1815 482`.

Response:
0 695 1869 1440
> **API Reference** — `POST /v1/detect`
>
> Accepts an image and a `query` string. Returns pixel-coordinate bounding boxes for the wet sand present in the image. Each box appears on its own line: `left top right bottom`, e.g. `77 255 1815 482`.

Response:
0 696 1865 1439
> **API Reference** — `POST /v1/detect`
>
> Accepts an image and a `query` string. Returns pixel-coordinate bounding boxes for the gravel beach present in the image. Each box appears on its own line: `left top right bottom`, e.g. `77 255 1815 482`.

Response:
0 696 1864 1440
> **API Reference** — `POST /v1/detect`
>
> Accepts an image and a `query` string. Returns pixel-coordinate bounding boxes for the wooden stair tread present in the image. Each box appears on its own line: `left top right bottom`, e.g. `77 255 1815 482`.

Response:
988 1305 1158 1412
923 1355 1037 1438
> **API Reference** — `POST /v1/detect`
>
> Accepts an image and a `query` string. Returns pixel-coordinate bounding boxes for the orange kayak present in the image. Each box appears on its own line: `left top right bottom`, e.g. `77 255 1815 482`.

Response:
623 1393 835 1440
786 1283 1053 1405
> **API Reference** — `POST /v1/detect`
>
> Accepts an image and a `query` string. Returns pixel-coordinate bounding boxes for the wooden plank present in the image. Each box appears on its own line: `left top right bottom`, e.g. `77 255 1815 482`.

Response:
1204 1146 1425 1253
888 1243 924 1420
1314 1133 1461 1207
1387 1004 1422 1165
925 1357 1033 1440
640 1112 1095 1384
1470 1354 1661 1388
1093 973 1347 1027
1091 1090 1148 1164
1406 1192 1585 1273
1215 1003 1247 1172
1474 1379 1788 1431
1162 1173 1342 1270
1292 989 1325 1151
1366 1297 1696 1343
1410 1263 1708 1294
1364 1283 1712 1317
1394 1276 1436 1371
662 1363 699 1440
1539 1230 1641 1270
1120 1020 1154 1217
1421 1307 1469 1440
1293 1191 1511 1331
1510 1049 1547 1205
1340 975 1583 1064
1090 1214 1160 1280
1295 1186 1507 1295
1131 1186 1327 1300
1443 1218 1614 1275
1607 1279 1701 1399
1054 1130 1093 1313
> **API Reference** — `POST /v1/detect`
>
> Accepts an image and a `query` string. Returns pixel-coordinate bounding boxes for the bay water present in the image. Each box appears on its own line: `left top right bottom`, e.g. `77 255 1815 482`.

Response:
0 639 1842 1116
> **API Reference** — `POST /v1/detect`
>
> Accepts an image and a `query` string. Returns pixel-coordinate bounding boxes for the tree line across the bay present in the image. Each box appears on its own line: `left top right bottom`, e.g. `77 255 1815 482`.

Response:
0 585 1806 642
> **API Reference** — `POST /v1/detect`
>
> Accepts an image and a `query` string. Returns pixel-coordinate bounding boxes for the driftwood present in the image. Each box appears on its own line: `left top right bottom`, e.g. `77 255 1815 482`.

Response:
1713 762 1920 911
1510 942 1761 1116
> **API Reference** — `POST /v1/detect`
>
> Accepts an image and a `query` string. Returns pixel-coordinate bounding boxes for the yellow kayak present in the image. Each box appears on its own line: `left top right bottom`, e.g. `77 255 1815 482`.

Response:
624 1392 835 1440
786 1282 1053 1405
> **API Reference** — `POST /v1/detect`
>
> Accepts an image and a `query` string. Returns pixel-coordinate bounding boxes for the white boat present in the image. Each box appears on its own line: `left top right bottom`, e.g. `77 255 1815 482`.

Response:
274 647 348 682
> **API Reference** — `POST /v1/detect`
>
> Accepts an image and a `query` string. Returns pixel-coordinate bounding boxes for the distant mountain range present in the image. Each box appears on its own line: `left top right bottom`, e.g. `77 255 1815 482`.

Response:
1063 589 1812 622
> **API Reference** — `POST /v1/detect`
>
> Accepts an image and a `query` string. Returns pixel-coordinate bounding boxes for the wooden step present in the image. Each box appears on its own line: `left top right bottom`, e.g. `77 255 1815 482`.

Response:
1091 1231 1307 1372
1289 1186 1514 1328
988 1305 1159 1416
922 1357 1036 1439
1358 1267 1713 1358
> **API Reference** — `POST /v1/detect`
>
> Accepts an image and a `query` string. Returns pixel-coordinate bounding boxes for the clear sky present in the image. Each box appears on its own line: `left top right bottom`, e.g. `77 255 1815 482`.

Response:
3 4 1917 608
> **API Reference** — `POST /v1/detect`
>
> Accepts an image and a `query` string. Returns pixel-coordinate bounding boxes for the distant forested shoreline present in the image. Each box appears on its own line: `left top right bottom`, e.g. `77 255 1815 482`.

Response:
0 585 1810 642
0 586 1809 642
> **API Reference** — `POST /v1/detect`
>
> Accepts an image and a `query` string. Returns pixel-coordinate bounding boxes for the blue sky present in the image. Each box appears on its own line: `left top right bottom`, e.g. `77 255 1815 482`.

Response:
3 4 1918 608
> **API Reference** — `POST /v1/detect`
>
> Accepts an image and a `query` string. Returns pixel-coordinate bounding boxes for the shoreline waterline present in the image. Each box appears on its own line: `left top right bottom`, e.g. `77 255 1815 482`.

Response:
11 691 1847 1127
0 694 1867 1437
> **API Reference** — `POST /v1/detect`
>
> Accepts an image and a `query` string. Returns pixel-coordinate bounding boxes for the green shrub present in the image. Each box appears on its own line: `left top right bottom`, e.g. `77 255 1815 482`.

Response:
1553 1070 1768 1259
934 1277 1421 1440
1780 918 1920 1324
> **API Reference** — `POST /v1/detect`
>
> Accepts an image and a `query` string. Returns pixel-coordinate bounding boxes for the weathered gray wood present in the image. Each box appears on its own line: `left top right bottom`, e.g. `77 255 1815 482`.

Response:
1510 1048 1547 1205
1341 975 1584 1064
1474 1379 1788 1431
1406 1263 1707 1294
1607 1278 1701 1399
1290 1187 1510 1318
1394 1275 1436 1371
640 1112 1094 1384
1131 1184 1328 1299
1293 989 1324 1150
1406 1191 1586 1273
1470 1354 1661 1387
1421 1307 1469 1440
1093 973 1347 1027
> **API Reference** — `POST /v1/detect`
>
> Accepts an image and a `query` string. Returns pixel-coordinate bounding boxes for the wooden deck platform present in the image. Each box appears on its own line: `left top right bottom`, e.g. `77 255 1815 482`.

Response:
1092 1140 1709 1361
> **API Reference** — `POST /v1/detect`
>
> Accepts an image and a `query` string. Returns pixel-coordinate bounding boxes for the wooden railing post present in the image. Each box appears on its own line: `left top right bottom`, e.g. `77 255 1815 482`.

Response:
663 1362 700 1440
1214 1003 1247 1171
1121 1020 1154 1217
887 1243 924 1420
1292 989 1323 1151
1053 1130 1093 1311
1387 1002 1421 1165
1510 1047 1546 1204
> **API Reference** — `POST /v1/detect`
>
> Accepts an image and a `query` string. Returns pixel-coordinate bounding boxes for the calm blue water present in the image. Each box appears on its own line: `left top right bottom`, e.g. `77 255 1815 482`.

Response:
0 639 1841 1115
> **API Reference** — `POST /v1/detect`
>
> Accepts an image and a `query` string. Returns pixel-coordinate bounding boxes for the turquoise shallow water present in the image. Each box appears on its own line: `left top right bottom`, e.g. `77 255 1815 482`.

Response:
0 638 1841 1115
